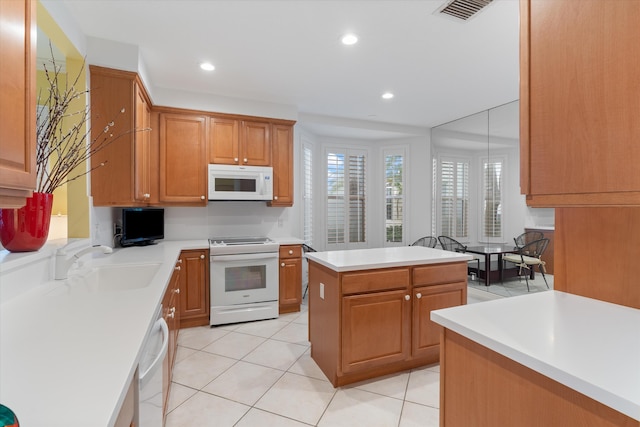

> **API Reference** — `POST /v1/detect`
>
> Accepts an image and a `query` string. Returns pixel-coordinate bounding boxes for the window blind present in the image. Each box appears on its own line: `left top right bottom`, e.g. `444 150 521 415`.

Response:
440 159 469 238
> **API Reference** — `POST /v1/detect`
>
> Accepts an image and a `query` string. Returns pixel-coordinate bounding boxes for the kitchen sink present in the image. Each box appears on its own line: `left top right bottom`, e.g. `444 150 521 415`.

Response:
46 262 162 296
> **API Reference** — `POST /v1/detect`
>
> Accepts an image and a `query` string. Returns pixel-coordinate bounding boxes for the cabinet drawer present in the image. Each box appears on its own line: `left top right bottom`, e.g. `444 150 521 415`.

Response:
413 263 467 286
342 268 409 295
279 244 302 259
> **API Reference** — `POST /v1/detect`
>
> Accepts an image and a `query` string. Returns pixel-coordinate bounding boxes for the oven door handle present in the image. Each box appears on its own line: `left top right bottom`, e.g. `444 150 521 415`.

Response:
211 252 278 262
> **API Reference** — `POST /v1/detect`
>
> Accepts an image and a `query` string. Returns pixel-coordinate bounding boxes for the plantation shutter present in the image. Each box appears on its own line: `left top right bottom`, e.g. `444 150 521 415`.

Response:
303 145 313 245
482 158 503 239
439 158 469 239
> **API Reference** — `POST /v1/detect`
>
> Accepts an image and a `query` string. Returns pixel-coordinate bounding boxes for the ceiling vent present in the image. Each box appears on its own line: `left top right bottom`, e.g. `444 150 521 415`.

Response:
437 0 494 21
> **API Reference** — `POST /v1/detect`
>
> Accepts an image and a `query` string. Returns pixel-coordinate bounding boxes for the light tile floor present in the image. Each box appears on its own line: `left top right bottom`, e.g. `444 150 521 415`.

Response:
166 300 442 427
166 277 550 427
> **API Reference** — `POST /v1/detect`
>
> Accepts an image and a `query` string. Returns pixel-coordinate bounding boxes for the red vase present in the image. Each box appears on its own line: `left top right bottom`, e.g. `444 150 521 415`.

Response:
0 192 54 252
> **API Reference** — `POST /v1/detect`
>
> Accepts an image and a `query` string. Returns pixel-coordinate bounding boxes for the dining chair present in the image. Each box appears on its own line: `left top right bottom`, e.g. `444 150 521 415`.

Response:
514 231 544 249
502 238 549 292
410 236 438 248
437 236 480 277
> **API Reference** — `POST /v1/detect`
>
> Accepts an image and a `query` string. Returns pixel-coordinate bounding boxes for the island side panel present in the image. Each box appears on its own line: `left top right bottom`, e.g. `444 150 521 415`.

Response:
440 329 637 427
308 260 341 385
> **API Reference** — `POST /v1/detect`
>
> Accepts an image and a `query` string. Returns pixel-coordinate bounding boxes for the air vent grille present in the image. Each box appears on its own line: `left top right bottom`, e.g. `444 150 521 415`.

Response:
439 0 493 21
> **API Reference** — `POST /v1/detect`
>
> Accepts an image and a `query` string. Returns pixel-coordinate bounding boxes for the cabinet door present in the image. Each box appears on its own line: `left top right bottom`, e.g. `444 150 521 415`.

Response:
269 124 294 207
279 259 302 313
521 0 640 206
412 283 466 360
159 113 207 205
162 263 180 417
341 289 411 374
0 0 36 208
209 117 239 165
179 249 210 327
240 121 271 166
133 82 152 203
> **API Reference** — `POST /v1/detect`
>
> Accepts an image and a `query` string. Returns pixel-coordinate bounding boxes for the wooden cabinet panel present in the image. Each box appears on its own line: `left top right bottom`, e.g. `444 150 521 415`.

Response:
0 0 36 207
269 124 294 207
179 249 210 327
279 244 302 313
521 0 640 206
209 117 239 164
342 268 410 295
90 67 154 206
341 289 411 374
413 262 467 286
412 282 466 360
240 121 271 166
159 113 207 205
162 262 180 418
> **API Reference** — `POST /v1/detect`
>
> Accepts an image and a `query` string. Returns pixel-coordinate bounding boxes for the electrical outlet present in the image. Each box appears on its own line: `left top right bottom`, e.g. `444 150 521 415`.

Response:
320 282 325 300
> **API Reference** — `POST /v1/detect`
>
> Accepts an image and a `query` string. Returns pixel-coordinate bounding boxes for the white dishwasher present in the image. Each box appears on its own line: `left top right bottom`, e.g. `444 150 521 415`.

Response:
138 304 168 427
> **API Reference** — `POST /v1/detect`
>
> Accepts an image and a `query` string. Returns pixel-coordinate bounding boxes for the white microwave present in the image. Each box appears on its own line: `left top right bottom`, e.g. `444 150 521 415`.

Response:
207 164 273 201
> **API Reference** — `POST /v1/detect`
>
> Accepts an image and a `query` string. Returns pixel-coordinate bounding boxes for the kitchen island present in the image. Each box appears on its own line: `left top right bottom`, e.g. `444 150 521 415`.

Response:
306 246 471 387
431 291 640 426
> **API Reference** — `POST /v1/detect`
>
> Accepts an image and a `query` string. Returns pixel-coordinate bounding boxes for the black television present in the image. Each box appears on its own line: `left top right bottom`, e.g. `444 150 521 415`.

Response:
120 208 164 247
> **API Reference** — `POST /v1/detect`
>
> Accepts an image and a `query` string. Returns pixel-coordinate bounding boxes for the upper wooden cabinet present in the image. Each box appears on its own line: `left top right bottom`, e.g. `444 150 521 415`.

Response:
209 118 270 166
0 0 36 208
269 124 294 207
520 0 640 206
158 112 207 205
90 66 154 206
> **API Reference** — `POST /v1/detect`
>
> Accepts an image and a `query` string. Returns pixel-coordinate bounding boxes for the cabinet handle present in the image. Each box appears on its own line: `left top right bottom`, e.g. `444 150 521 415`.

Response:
174 288 180 294
416 293 422 299
201 195 205 200
288 249 293 255
281 262 285 267
143 193 150 199
200 254 205 259
404 295 410 301
170 307 176 313
178 259 183 263
175 266 181 271
167 311 175 319
234 157 239 162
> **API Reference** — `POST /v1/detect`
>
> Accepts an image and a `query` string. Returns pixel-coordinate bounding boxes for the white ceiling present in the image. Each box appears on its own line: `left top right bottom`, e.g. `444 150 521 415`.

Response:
59 0 520 140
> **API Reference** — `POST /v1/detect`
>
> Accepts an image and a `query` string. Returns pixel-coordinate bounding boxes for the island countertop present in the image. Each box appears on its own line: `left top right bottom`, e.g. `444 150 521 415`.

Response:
305 246 472 272
431 291 640 421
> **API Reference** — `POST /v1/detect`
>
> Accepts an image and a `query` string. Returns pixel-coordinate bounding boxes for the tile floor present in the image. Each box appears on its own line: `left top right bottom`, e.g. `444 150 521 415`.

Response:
166 276 550 427
166 301 441 427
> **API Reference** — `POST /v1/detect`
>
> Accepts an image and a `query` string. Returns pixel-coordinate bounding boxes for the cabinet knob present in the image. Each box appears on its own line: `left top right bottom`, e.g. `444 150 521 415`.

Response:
200 254 205 259
243 158 248 163
234 157 239 162
274 196 278 200
288 249 293 255
404 295 410 301
201 195 205 200
281 262 285 267
174 288 180 294
167 311 175 319
170 307 176 313
143 193 150 199
416 293 422 299
178 259 183 263
175 266 181 271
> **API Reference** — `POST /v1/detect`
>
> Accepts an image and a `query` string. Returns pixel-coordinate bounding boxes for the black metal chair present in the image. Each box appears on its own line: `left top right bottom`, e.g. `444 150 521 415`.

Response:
410 236 438 248
514 231 544 249
302 244 317 300
437 236 480 277
502 238 550 291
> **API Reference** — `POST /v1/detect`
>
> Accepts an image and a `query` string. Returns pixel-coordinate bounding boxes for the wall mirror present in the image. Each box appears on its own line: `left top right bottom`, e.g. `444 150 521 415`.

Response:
431 100 530 246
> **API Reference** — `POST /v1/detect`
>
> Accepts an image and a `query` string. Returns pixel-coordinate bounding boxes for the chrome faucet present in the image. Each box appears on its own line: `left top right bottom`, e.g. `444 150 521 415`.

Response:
54 245 113 280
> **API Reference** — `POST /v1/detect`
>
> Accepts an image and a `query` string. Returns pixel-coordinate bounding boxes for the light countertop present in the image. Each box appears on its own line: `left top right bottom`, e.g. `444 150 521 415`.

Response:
0 240 208 427
305 246 472 272
431 291 640 421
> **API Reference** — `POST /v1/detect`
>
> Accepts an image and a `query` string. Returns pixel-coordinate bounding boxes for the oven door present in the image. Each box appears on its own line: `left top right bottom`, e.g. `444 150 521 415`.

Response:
211 252 279 306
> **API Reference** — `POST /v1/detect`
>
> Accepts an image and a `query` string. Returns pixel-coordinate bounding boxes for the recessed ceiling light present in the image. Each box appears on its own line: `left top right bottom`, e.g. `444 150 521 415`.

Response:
382 92 394 100
200 62 215 71
341 33 358 45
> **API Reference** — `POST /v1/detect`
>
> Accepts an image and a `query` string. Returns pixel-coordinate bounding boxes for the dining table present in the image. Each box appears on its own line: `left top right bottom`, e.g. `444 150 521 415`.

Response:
463 243 520 287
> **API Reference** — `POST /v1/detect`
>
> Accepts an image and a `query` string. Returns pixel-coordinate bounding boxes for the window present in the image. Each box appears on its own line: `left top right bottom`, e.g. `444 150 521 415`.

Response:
481 156 503 239
438 157 469 239
303 144 313 245
384 150 404 243
326 149 367 247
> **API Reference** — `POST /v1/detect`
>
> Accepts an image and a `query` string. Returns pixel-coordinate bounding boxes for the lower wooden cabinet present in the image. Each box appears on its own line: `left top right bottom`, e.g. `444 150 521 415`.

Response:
178 249 210 328
278 245 302 313
309 261 467 387
113 375 136 427
162 260 181 419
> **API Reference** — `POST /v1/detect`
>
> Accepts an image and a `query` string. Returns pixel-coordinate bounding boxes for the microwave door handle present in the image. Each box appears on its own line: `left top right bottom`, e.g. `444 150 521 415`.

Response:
212 253 278 262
